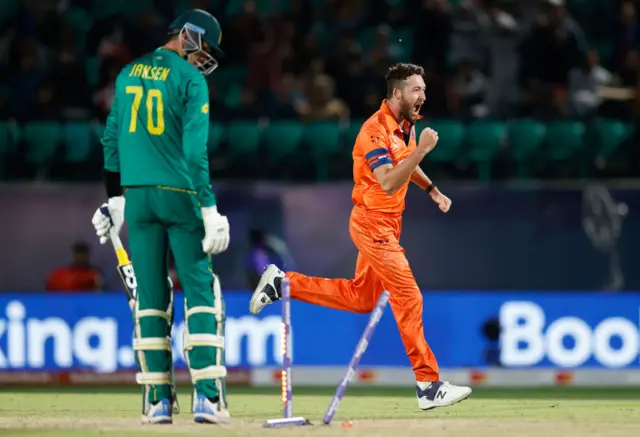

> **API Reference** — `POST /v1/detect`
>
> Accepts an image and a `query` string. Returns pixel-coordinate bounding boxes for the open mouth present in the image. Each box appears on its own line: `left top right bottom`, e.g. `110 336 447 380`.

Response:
413 103 422 114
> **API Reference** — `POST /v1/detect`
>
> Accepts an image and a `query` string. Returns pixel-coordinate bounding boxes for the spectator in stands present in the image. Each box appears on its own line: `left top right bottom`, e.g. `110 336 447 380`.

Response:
414 0 452 75
245 229 294 289
45 241 103 292
567 49 614 117
613 1 640 74
449 58 489 120
449 0 489 68
305 74 350 121
485 4 522 118
520 0 588 117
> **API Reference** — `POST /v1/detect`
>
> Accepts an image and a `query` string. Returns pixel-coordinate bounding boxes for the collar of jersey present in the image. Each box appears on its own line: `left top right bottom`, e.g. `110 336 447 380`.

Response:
378 100 422 136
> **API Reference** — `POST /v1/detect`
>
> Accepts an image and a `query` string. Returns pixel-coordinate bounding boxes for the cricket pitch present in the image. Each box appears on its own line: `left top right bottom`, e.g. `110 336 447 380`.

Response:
0 386 638 436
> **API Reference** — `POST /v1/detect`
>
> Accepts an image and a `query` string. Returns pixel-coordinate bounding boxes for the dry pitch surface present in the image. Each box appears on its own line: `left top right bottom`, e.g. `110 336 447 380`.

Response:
0 387 638 437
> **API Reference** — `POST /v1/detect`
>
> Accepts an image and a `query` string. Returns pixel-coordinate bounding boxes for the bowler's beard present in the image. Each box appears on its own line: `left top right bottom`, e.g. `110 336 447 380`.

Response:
400 99 417 122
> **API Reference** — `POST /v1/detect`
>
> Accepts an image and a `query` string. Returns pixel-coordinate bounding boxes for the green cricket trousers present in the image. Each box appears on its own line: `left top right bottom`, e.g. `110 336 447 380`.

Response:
124 186 226 405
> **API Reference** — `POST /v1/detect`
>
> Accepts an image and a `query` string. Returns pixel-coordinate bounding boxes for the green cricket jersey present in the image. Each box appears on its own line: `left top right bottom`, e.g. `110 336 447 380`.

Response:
101 48 215 207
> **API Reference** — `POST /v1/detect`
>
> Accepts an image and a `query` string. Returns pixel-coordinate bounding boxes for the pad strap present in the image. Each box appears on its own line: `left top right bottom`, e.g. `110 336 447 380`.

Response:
184 333 225 350
133 337 172 351
190 365 227 382
136 371 171 385
186 305 223 318
136 309 170 321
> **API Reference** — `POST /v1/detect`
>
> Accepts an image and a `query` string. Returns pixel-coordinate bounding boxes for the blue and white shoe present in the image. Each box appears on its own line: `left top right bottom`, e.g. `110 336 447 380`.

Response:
193 394 231 424
416 381 472 410
141 398 172 424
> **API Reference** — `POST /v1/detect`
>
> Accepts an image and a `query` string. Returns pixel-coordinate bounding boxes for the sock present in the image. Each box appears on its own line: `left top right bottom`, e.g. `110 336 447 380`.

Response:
416 381 434 390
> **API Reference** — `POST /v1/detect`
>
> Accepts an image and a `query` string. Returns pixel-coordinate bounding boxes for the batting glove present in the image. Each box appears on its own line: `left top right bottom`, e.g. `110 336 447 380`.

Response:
201 205 230 254
92 196 125 244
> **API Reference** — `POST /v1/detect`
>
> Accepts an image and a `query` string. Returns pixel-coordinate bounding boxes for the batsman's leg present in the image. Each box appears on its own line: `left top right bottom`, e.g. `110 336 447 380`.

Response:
125 189 174 424
165 198 229 424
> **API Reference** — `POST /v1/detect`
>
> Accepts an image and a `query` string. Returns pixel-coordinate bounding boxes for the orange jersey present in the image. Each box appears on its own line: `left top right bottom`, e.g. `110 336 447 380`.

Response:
352 100 421 214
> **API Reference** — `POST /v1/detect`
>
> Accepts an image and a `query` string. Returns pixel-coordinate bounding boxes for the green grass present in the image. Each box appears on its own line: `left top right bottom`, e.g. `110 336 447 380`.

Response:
1 387 639 437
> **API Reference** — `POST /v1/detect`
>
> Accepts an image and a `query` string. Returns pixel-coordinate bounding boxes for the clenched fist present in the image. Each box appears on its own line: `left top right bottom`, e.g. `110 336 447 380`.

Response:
417 127 438 155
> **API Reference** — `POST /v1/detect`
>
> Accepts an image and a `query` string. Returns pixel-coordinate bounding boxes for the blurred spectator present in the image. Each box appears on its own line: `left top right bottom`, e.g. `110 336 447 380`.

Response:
305 74 350 121
567 50 614 117
613 1 640 73
485 5 522 117
520 0 588 117
46 241 103 292
449 59 489 119
449 1 489 68
245 229 295 289
414 0 453 75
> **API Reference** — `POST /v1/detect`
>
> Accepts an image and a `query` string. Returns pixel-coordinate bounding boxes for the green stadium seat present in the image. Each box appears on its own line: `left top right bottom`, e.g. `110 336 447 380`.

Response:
508 119 546 177
303 122 342 158
0 0 19 25
208 122 224 153
545 120 586 160
303 121 342 181
263 121 304 160
0 122 19 156
593 118 632 158
344 120 365 150
466 121 506 181
24 122 62 165
63 122 95 163
426 119 464 163
86 57 100 88
226 121 262 157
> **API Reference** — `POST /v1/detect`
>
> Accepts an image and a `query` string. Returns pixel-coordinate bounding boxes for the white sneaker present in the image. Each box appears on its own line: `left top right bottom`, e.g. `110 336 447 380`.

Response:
141 398 172 424
249 264 284 315
193 394 231 424
416 381 472 410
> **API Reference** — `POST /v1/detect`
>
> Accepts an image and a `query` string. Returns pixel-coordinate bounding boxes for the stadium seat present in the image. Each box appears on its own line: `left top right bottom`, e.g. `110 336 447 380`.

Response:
23 122 62 165
226 121 262 157
0 122 19 156
466 120 506 180
344 120 364 149
263 121 304 160
0 0 19 25
425 119 464 163
63 122 95 163
86 57 100 88
208 122 224 153
303 122 342 158
508 119 546 177
545 120 586 161
593 118 632 158
303 121 343 181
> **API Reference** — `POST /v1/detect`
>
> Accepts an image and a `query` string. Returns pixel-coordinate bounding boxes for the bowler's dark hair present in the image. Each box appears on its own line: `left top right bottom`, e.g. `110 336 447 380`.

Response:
385 63 425 98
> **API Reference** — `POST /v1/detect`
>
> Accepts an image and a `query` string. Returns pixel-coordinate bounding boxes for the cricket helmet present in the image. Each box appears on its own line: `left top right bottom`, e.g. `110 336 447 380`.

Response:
168 9 224 75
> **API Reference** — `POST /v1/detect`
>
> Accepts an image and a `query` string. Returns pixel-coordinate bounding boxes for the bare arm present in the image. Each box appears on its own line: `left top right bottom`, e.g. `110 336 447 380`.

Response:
372 127 438 195
410 165 432 190
373 149 428 195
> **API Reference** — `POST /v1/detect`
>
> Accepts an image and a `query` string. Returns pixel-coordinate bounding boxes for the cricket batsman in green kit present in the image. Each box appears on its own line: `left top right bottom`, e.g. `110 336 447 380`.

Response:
90 9 231 425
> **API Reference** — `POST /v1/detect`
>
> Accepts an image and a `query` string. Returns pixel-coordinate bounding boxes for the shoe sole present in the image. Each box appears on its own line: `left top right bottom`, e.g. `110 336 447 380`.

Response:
194 413 229 424
141 416 172 425
249 265 282 315
419 390 472 411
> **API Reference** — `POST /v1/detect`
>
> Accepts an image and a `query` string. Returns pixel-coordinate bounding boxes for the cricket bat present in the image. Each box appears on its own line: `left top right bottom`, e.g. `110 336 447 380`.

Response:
107 228 180 414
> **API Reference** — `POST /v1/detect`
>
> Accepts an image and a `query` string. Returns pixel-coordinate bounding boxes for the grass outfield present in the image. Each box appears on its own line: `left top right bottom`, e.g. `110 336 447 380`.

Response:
1 387 639 436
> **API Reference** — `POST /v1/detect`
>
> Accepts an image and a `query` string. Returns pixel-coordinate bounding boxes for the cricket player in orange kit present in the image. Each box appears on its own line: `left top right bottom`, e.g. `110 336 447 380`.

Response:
249 63 472 410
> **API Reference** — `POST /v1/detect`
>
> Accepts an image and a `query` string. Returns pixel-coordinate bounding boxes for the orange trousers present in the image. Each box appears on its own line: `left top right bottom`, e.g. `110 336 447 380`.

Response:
286 206 439 381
